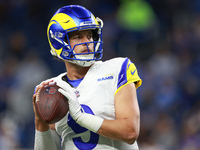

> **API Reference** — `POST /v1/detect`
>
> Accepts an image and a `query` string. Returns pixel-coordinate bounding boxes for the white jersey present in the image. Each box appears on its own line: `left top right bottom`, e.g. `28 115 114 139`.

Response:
53 57 142 150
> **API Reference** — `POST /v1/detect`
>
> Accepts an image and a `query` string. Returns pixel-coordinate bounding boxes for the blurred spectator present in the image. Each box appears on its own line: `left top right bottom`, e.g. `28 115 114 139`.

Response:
6 50 51 125
116 0 156 32
0 115 21 149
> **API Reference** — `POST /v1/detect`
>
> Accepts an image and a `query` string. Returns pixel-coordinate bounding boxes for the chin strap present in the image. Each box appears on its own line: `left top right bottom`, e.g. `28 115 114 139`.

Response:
66 52 95 67
66 59 95 67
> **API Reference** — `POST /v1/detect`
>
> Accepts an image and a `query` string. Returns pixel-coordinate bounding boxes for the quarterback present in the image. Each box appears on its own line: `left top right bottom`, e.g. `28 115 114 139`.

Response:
32 5 142 150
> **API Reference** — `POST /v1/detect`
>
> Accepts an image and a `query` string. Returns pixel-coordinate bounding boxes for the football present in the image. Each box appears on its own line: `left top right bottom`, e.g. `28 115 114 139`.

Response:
35 84 69 124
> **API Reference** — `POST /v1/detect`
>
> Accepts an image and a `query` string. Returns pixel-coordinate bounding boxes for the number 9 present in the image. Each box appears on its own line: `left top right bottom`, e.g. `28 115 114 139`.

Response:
67 105 99 150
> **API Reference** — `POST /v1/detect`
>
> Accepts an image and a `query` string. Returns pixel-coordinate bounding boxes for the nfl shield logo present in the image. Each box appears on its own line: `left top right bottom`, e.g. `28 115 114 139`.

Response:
45 87 57 94
75 90 80 98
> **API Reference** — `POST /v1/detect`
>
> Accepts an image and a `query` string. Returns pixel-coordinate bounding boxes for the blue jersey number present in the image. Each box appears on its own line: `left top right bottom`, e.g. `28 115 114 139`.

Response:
67 105 99 150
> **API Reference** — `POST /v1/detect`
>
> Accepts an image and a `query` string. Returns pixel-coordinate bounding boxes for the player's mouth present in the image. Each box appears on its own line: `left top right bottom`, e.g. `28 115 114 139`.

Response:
82 49 92 53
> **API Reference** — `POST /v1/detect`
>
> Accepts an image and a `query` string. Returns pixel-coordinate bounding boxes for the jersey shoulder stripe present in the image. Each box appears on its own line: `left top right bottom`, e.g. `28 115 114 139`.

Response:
115 57 142 94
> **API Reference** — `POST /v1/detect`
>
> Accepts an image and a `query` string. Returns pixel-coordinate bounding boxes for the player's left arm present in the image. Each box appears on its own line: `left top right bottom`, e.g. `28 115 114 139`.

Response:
97 58 141 144
97 82 140 144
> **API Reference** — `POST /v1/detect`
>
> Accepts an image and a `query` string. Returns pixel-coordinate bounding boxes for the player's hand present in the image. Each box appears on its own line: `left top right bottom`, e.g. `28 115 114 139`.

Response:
54 77 103 133
32 80 55 131
32 79 55 106
55 78 83 121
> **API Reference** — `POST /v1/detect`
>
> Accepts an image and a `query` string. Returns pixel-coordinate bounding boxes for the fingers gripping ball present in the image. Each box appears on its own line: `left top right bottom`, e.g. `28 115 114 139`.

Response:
35 84 69 124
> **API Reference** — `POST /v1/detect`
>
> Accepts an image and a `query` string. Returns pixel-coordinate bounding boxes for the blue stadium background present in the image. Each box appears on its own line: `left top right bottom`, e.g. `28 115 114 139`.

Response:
0 0 200 149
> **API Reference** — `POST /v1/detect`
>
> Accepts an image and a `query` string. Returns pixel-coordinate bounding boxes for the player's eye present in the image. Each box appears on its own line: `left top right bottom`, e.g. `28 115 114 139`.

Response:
87 34 92 39
73 35 81 39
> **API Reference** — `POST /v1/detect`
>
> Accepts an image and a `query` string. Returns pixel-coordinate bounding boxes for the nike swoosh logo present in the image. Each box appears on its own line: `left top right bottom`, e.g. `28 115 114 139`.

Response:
131 69 136 75
64 20 70 23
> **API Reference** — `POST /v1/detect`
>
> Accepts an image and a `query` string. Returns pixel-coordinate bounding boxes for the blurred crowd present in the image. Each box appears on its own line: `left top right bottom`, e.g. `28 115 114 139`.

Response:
0 0 200 149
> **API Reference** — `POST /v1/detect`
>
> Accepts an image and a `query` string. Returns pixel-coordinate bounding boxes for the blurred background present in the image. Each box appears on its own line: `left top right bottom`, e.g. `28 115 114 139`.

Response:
0 0 200 149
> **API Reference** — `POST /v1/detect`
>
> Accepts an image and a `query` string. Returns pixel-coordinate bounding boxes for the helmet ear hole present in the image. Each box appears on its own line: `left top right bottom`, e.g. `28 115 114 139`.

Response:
64 35 69 44
95 52 101 59
92 29 99 41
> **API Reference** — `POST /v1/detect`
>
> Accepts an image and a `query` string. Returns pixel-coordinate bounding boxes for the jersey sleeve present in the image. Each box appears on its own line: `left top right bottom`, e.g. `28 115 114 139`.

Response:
115 58 142 95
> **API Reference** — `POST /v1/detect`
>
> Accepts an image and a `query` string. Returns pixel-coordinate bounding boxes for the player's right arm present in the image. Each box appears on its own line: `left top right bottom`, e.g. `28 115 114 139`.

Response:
32 80 60 150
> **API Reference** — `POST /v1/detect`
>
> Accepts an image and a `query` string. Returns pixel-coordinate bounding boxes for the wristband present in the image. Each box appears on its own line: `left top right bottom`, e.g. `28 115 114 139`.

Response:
76 113 104 133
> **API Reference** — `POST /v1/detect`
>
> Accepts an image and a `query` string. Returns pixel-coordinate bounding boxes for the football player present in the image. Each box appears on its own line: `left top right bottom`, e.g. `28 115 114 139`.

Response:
32 5 142 150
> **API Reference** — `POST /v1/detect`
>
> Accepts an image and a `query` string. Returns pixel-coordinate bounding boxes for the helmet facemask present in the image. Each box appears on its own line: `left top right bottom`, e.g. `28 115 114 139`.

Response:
62 27 102 66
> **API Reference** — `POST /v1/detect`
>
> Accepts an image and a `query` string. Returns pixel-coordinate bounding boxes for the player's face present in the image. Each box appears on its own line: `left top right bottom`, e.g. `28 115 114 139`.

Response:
68 30 94 54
